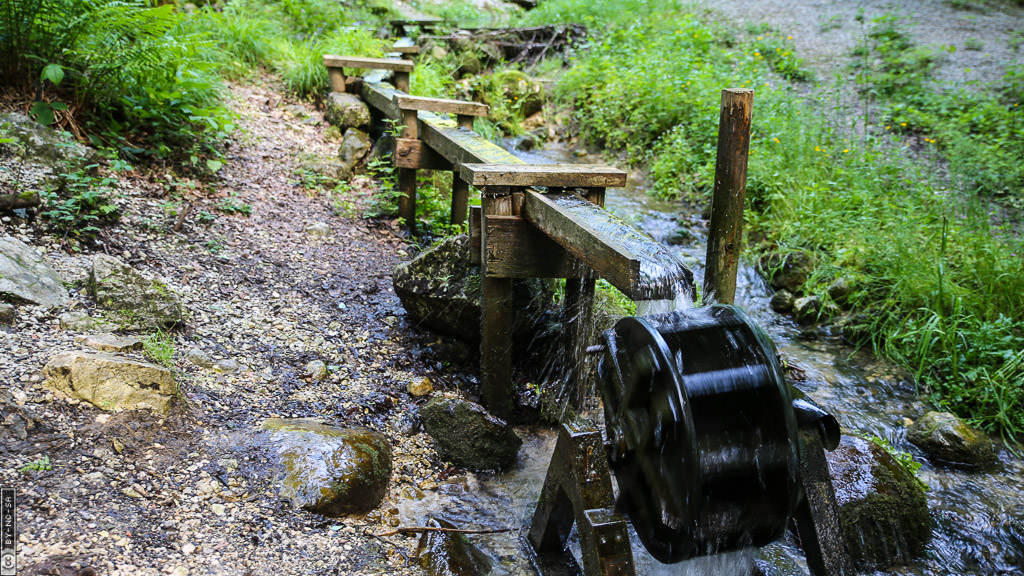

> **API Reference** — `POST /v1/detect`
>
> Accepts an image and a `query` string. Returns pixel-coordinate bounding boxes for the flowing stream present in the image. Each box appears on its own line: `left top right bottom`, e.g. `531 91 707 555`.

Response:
397 141 1024 575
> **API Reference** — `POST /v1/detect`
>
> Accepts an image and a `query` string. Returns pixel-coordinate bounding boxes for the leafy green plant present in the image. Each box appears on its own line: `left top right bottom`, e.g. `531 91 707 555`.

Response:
143 328 175 368
19 455 53 473
40 160 122 239
856 432 926 488
217 195 252 216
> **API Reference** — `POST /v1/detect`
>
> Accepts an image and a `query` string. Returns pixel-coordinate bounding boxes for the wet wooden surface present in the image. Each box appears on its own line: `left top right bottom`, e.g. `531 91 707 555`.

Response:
460 163 627 188
394 94 489 116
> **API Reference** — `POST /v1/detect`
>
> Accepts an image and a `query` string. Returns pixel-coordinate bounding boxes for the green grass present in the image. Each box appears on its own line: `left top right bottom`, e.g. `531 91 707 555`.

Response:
524 0 1024 439
143 328 176 368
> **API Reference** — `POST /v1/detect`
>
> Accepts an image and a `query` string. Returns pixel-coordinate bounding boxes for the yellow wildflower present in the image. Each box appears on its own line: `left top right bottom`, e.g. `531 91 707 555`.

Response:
772 137 780 143
815 146 821 151
900 122 907 127
787 35 793 40
843 149 849 153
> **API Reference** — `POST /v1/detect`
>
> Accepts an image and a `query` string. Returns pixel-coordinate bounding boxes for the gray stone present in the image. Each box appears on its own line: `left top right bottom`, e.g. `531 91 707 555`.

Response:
43 351 178 414
408 377 433 397
0 236 69 308
339 128 373 174
792 295 821 324
324 93 371 130
828 277 853 306
59 310 111 332
262 419 392 516
0 113 97 193
87 255 185 329
907 411 996 469
770 289 795 313
826 435 930 569
304 222 331 237
758 250 816 293
0 303 14 325
392 235 554 345
305 360 328 381
420 396 522 471
213 358 240 374
417 517 493 576
186 347 215 369
74 333 143 353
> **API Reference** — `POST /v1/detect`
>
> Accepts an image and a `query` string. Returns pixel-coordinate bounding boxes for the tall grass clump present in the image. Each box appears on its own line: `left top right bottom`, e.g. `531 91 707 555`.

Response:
527 0 1024 438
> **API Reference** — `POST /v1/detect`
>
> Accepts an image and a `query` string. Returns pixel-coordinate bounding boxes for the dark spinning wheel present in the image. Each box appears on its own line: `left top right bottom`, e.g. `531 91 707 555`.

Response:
598 305 802 564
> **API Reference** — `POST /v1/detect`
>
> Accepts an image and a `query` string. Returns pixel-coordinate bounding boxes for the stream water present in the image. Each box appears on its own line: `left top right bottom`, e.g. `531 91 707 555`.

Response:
397 141 1024 575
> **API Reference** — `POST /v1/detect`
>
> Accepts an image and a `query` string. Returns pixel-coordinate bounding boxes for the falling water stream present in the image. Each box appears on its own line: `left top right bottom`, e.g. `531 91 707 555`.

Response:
396 141 1024 575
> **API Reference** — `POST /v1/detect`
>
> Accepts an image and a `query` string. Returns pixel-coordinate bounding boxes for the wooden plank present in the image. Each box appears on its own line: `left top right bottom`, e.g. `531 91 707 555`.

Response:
524 191 693 301
390 18 443 25
484 216 578 279
452 177 469 225
394 138 452 170
561 188 603 411
469 205 482 264
460 163 627 188
394 94 489 117
323 55 414 73
398 168 417 231
481 187 515 418
360 81 402 120
392 45 420 55
420 115 524 166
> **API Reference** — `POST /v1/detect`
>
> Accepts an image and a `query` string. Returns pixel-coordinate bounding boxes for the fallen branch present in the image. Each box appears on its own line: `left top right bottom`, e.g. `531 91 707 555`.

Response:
374 526 515 538
0 191 41 211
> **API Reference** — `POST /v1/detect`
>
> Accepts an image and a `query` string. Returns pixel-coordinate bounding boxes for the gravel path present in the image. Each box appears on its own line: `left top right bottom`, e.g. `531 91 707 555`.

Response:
1 81 450 576
699 0 1024 86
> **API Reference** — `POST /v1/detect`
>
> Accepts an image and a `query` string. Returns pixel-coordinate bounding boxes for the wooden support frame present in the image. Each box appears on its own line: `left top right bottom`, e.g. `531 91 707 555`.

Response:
394 94 489 117
480 186 517 419
323 56 414 94
461 163 627 188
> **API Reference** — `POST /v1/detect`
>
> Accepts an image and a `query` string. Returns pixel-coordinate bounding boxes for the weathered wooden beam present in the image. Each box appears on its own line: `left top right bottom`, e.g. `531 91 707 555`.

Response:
704 88 754 305
394 138 452 170
469 205 482 264
562 188 603 411
460 163 627 188
323 55 414 72
481 186 516 419
360 81 402 120
419 116 523 166
392 45 420 55
484 216 578 279
524 190 692 301
394 94 489 117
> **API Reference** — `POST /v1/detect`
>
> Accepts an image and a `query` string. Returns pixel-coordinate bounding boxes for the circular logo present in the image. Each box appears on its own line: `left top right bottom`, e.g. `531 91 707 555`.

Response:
0 551 14 570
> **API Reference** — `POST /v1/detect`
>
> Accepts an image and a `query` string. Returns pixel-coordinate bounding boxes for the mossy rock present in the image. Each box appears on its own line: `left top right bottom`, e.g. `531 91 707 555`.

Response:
417 517 493 576
324 92 370 130
758 250 815 293
907 411 995 469
421 397 522 471
262 419 392 517
88 254 185 330
826 435 930 569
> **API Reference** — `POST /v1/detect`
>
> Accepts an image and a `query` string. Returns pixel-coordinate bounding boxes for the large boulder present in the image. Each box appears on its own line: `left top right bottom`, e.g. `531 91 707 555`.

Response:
87 255 185 329
324 93 371 130
43 351 178 414
826 435 930 569
421 396 522 471
392 235 554 345
907 411 996 469
339 128 373 174
758 250 815 293
0 236 69 308
262 419 392 516
0 112 97 193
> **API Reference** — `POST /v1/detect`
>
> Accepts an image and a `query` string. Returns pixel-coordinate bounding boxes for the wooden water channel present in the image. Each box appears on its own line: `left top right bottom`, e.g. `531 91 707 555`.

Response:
324 28 702 419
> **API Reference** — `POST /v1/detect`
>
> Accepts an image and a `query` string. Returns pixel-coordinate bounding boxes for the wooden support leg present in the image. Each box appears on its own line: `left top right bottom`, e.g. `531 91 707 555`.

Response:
481 186 514 419
328 68 346 93
451 176 469 226
394 71 410 93
794 428 852 576
397 109 419 232
561 188 605 411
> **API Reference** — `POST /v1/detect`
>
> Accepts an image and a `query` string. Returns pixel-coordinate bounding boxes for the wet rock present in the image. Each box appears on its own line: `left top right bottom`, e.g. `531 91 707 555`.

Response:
769 289 795 313
827 277 853 306
304 222 331 237
665 227 695 246
368 133 395 165
0 236 70 308
339 128 372 174
420 397 522 471
305 360 328 381
758 250 815 293
0 302 14 325
417 517 493 576
408 377 433 397
826 435 930 569
907 411 995 469
792 295 821 324
58 310 111 332
74 333 143 353
392 235 554 345
87 255 185 329
43 351 178 414
186 347 215 369
324 93 371 130
262 419 392 516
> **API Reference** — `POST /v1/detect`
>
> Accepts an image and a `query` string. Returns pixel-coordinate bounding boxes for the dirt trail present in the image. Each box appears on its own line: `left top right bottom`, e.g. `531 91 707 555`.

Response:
699 0 1024 86
1 81 448 576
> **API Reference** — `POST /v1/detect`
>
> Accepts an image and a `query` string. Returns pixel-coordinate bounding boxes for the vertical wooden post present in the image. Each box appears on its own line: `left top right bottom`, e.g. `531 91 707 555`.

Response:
394 71 410 93
704 88 754 305
398 109 419 232
481 186 515 419
328 68 346 92
562 187 604 410
450 114 475 226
